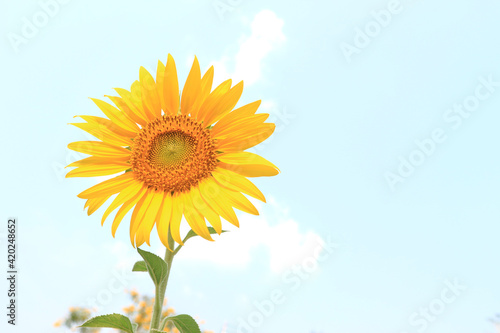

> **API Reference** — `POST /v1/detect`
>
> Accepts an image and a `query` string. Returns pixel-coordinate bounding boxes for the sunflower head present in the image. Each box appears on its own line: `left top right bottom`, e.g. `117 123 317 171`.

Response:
67 54 279 249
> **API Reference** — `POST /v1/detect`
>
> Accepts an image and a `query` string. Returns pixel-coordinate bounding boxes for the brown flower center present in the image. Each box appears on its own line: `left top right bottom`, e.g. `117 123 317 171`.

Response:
130 115 217 193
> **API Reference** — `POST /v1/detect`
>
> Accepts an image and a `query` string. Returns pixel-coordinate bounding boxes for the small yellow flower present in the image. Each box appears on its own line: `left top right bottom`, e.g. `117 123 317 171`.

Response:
123 305 135 314
53 320 62 327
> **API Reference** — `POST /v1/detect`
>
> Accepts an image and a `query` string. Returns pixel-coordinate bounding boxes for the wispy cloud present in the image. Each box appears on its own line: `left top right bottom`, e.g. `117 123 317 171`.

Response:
211 9 286 87
175 197 325 274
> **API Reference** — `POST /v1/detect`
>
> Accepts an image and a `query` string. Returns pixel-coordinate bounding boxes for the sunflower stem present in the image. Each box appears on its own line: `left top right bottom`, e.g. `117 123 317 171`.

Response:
159 316 169 331
149 232 175 332
171 233 190 256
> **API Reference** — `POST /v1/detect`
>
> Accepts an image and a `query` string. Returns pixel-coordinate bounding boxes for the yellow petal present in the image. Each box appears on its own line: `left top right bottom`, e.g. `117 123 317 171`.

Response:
198 178 239 227
169 193 184 245
190 188 222 234
216 123 275 152
106 94 147 127
101 181 143 226
84 197 92 209
217 152 279 177
190 66 214 119
196 79 232 123
113 88 148 126
201 66 215 93
163 54 180 116
129 189 156 242
90 98 139 134
134 230 147 248
220 122 274 141
112 187 147 238
222 188 259 215
211 113 269 139
131 80 153 120
182 193 213 241
140 66 162 119
68 141 131 158
66 164 130 178
86 195 111 215
202 81 244 126
77 172 135 199
66 156 129 168
136 191 164 246
156 192 173 250
70 122 133 147
212 100 261 131
75 115 135 139
211 168 266 202
181 56 201 116
156 60 166 114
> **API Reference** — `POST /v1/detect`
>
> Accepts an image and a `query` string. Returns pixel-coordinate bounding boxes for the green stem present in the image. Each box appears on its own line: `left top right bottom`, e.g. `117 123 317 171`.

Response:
172 233 190 256
159 316 169 331
172 244 182 256
149 233 175 332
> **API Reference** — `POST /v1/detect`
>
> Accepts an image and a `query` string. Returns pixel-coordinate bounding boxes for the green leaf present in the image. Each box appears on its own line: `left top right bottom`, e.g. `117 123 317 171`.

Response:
132 323 138 332
132 260 147 272
167 314 202 333
80 314 134 333
184 227 227 243
137 248 168 287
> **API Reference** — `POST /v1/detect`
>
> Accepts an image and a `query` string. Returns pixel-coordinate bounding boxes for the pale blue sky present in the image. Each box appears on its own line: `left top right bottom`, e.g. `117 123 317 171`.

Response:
1 0 500 333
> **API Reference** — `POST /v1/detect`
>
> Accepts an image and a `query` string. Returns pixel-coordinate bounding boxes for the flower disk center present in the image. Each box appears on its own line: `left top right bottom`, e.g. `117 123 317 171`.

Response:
130 115 217 193
148 131 196 169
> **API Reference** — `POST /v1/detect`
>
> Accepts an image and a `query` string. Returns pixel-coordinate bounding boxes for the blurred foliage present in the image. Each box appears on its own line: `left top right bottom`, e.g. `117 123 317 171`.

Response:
53 306 98 333
487 313 500 333
494 313 500 332
54 289 213 333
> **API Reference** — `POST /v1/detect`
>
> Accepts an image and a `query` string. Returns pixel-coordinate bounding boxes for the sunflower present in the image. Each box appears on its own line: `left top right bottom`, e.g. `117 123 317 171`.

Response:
67 54 279 249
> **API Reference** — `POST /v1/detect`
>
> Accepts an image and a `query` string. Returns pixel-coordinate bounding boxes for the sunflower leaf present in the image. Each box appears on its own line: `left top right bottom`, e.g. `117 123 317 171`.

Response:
80 313 134 333
166 314 202 333
137 248 168 287
132 260 147 272
184 227 227 243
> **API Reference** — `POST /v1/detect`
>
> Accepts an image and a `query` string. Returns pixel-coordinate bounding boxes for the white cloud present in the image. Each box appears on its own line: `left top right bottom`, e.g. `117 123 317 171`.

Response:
211 9 286 87
175 197 325 274
259 100 278 112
